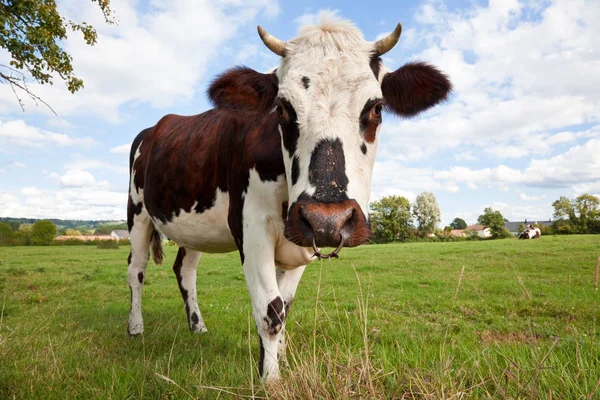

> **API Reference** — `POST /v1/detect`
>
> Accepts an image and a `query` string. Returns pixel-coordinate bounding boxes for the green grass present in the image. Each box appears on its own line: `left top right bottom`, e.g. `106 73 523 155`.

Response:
0 236 599 399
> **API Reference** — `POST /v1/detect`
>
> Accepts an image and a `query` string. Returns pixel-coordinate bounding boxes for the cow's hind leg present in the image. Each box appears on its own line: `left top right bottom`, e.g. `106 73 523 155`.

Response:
275 266 306 362
127 212 153 336
173 247 207 333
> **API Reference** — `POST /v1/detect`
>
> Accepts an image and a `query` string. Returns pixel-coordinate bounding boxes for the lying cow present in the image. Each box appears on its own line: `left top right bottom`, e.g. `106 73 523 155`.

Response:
126 17 451 381
519 224 541 239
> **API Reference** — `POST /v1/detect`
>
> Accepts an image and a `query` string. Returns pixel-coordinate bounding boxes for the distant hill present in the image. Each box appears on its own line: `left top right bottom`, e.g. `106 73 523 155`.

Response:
0 217 126 232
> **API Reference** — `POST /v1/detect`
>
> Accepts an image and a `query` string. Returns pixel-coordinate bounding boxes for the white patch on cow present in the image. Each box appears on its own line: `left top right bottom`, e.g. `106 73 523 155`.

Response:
129 140 144 204
155 189 236 253
275 18 383 216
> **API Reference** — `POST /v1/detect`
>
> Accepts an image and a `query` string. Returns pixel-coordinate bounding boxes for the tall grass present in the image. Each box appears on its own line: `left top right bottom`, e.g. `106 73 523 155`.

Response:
0 236 599 398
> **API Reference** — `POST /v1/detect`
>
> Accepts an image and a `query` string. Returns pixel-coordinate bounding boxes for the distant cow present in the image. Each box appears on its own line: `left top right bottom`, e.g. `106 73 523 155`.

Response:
519 225 541 239
126 17 451 381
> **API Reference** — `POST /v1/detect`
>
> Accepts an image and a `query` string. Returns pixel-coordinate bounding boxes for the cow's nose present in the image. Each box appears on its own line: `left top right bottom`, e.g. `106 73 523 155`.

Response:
298 200 362 247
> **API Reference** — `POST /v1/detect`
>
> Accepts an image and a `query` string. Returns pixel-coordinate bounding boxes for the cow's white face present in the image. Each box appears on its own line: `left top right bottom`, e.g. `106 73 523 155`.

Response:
277 31 382 217
258 18 452 253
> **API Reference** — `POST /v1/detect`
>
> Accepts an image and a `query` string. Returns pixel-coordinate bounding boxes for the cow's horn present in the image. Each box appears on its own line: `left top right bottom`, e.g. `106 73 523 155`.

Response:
257 26 286 57
374 23 402 56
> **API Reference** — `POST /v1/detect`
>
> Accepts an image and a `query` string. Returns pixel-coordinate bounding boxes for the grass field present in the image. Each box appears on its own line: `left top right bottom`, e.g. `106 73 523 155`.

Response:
0 236 599 399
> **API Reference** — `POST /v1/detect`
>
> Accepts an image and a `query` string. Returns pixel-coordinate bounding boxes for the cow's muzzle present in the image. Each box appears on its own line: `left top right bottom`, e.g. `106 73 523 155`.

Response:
284 199 372 251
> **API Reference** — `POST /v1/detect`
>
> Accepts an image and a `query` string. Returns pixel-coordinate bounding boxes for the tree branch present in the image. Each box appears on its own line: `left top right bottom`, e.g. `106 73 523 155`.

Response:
0 70 57 115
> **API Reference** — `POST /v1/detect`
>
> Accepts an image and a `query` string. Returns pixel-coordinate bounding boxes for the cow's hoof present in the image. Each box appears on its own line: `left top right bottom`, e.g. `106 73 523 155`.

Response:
190 325 208 334
127 324 144 337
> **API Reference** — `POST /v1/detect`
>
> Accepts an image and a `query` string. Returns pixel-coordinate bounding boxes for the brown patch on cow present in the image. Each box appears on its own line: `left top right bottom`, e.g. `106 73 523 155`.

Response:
265 296 285 335
130 67 286 268
208 67 278 113
359 99 382 143
480 330 541 345
137 272 144 284
381 61 452 118
127 252 132 265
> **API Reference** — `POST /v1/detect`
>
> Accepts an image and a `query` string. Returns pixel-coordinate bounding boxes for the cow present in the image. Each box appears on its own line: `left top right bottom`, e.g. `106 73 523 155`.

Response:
519 224 541 239
126 17 452 381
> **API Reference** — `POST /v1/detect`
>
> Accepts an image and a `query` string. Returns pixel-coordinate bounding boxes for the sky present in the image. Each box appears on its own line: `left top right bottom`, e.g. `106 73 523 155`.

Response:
0 0 599 226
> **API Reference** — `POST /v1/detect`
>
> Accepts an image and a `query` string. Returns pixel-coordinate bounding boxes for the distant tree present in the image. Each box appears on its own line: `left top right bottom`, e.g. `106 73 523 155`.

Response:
5 220 19 230
370 195 413 242
30 220 57 245
0 222 13 245
96 223 127 234
412 192 441 237
0 0 114 112
517 223 526 235
18 223 33 234
449 218 467 230
552 194 600 233
17 223 33 245
65 229 83 236
477 207 511 238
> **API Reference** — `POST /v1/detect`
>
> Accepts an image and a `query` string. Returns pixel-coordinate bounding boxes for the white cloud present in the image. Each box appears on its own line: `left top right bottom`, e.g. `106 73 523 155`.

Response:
63 156 128 175
0 119 96 148
295 9 340 27
519 193 545 201
59 169 97 188
0 0 281 121
109 143 131 155
378 0 600 163
21 187 44 197
0 187 127 220
435 138 600 189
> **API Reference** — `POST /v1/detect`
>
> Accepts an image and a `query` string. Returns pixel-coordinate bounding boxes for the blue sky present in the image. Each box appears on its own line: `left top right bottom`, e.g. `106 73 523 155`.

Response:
1 0 599 226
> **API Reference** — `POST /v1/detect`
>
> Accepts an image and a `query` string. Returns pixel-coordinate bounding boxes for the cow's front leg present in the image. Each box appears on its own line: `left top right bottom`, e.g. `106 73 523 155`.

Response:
243 243 284 381
275 266 306 362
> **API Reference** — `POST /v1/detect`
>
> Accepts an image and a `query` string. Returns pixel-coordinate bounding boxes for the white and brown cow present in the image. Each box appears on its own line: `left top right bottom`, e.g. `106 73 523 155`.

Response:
126 18 451 381
519 224 541 239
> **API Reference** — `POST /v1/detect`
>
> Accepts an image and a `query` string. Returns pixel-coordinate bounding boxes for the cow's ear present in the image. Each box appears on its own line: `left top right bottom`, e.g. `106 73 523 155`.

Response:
208 66 278 112
381 61 451 118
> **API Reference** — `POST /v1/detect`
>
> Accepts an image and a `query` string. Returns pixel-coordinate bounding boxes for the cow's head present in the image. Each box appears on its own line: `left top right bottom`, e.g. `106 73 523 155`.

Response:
209 18 452 255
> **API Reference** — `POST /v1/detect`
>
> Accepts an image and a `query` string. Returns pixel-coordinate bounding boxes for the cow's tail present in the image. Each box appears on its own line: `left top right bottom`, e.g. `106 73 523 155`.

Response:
150 229 164 265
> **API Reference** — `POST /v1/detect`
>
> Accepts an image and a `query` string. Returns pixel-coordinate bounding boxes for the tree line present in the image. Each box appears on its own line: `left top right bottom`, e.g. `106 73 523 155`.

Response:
0 220 127 246
369 192 600 243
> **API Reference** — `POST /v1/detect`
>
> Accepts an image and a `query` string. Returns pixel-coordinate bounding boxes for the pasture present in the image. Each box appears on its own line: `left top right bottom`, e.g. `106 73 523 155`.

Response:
0 236 599 399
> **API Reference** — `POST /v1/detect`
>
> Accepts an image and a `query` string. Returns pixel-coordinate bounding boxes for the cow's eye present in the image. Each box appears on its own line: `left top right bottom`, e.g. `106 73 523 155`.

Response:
372 103 383 117
276 103 288 120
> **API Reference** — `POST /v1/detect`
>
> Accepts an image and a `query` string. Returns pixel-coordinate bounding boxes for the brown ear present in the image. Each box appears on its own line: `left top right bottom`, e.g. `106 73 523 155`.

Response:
207 66 278 112
381 61 452 118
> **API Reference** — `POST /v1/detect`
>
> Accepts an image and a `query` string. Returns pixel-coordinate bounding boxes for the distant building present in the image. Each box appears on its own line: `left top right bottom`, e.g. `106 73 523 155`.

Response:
449 229 466 237
465 224 491 238
505 220 552 236
111 230 130 240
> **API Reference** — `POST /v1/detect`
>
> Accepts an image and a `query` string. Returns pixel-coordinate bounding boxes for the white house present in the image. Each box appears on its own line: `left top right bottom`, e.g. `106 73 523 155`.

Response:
111 230 130 240
465 224 491 238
